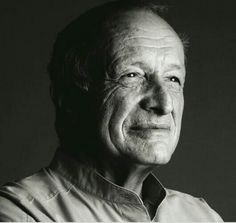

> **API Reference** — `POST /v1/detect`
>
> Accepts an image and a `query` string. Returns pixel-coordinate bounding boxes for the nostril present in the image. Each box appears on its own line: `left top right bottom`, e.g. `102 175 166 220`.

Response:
140 102 169 115
140 92 173 115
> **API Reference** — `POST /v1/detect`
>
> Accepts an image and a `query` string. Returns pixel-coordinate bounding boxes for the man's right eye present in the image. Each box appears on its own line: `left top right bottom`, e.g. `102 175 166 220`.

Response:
126 73 137 78
117 72 144 87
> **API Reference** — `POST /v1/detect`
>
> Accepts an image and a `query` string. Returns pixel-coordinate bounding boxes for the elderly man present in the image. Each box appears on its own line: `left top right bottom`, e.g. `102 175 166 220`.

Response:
0 0 223 221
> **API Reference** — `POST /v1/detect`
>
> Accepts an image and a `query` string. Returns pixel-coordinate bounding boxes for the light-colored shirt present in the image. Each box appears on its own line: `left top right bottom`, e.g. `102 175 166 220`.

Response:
0 150 223 222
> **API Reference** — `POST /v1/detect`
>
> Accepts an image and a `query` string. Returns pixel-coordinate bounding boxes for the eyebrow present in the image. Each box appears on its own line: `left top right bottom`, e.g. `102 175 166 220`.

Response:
163 64 185 74
130 61 153 71
130 62 184 73
107 54 185 75
165 64 183 70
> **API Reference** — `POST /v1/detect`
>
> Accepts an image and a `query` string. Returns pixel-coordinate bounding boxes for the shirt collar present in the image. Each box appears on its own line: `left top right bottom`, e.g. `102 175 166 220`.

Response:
50 149 166 206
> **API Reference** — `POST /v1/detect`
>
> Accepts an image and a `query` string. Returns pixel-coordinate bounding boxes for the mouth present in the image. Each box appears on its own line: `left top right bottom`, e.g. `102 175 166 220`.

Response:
128 123 171 140
130 123 171 131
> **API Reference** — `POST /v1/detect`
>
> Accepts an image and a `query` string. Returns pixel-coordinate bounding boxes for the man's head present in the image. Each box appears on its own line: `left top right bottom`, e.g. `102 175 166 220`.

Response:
48 0 187 166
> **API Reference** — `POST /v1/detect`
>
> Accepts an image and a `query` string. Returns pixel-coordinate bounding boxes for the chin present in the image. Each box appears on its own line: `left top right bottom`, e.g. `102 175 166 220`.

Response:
152 149 173 165
124 142 174 166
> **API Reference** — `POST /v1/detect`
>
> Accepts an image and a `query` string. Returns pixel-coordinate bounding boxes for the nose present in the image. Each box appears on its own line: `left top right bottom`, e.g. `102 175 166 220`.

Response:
140 84 173 115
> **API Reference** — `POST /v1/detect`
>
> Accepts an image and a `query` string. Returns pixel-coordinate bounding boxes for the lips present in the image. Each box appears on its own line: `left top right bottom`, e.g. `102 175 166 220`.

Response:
128 123 171 140
130 123 171 131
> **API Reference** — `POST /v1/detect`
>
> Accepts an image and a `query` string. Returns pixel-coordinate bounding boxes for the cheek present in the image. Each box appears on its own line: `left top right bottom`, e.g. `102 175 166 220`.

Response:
109 89 140 132
171 93 184 143
99 85 141 145
172 91 184 120
177 94 184 121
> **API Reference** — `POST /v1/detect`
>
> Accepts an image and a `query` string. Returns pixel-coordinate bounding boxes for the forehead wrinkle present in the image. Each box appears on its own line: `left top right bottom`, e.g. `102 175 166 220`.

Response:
109 26 175 36
107 45 175 74
106 15 180 41
107 31 179 47
106 39 179 66
106 18 170 35
123 35 178 42
105 21 180 45
105 29 181 54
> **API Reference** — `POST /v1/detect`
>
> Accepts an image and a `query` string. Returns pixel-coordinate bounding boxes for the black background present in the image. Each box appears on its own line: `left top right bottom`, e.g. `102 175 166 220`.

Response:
0 0 235 221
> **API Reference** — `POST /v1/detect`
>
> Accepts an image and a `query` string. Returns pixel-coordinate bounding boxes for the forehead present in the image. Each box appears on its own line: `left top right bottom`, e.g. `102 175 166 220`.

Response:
103 9 185 70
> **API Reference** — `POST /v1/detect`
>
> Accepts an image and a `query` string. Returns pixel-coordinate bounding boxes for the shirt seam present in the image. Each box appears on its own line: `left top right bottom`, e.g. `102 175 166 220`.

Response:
39 168 74 202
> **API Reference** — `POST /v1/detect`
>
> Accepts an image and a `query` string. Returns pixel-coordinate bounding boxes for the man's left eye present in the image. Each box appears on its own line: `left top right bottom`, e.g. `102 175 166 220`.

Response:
169 76 181 84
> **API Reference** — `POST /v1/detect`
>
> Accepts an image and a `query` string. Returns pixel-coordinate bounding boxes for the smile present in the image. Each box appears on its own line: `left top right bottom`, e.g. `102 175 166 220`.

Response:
130 123 171 131
129 123 171 139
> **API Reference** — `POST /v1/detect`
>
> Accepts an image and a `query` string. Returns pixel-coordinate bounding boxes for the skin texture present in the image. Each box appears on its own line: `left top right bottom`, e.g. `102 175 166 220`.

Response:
87 9 185 198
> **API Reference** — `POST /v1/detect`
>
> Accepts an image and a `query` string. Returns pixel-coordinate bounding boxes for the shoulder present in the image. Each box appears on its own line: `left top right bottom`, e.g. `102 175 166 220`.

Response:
0 168 72 201
0 195 30 222
0 168 72 221
162 188 223 221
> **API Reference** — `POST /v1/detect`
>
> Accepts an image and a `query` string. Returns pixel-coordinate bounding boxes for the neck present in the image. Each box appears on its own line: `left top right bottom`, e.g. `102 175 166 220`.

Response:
70 148 155 197
100 162 154 197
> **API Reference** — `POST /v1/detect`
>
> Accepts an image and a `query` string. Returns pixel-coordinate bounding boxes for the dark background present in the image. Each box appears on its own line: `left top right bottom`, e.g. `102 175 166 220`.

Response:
0 0 235 221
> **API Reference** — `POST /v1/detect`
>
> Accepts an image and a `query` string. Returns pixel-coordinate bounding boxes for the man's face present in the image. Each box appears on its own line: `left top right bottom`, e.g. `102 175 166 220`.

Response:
97 10 185 165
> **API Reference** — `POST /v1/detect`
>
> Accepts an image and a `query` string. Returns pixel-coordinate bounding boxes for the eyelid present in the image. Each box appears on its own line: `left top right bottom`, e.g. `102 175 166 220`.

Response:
171 76 180 83
170 76 182 86
165 71 183 84
120 69 145 78
123 71 144 77
125 72 138 78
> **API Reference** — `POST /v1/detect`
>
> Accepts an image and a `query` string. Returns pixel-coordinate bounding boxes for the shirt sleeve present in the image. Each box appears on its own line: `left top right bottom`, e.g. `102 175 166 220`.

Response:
0 195 35 222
